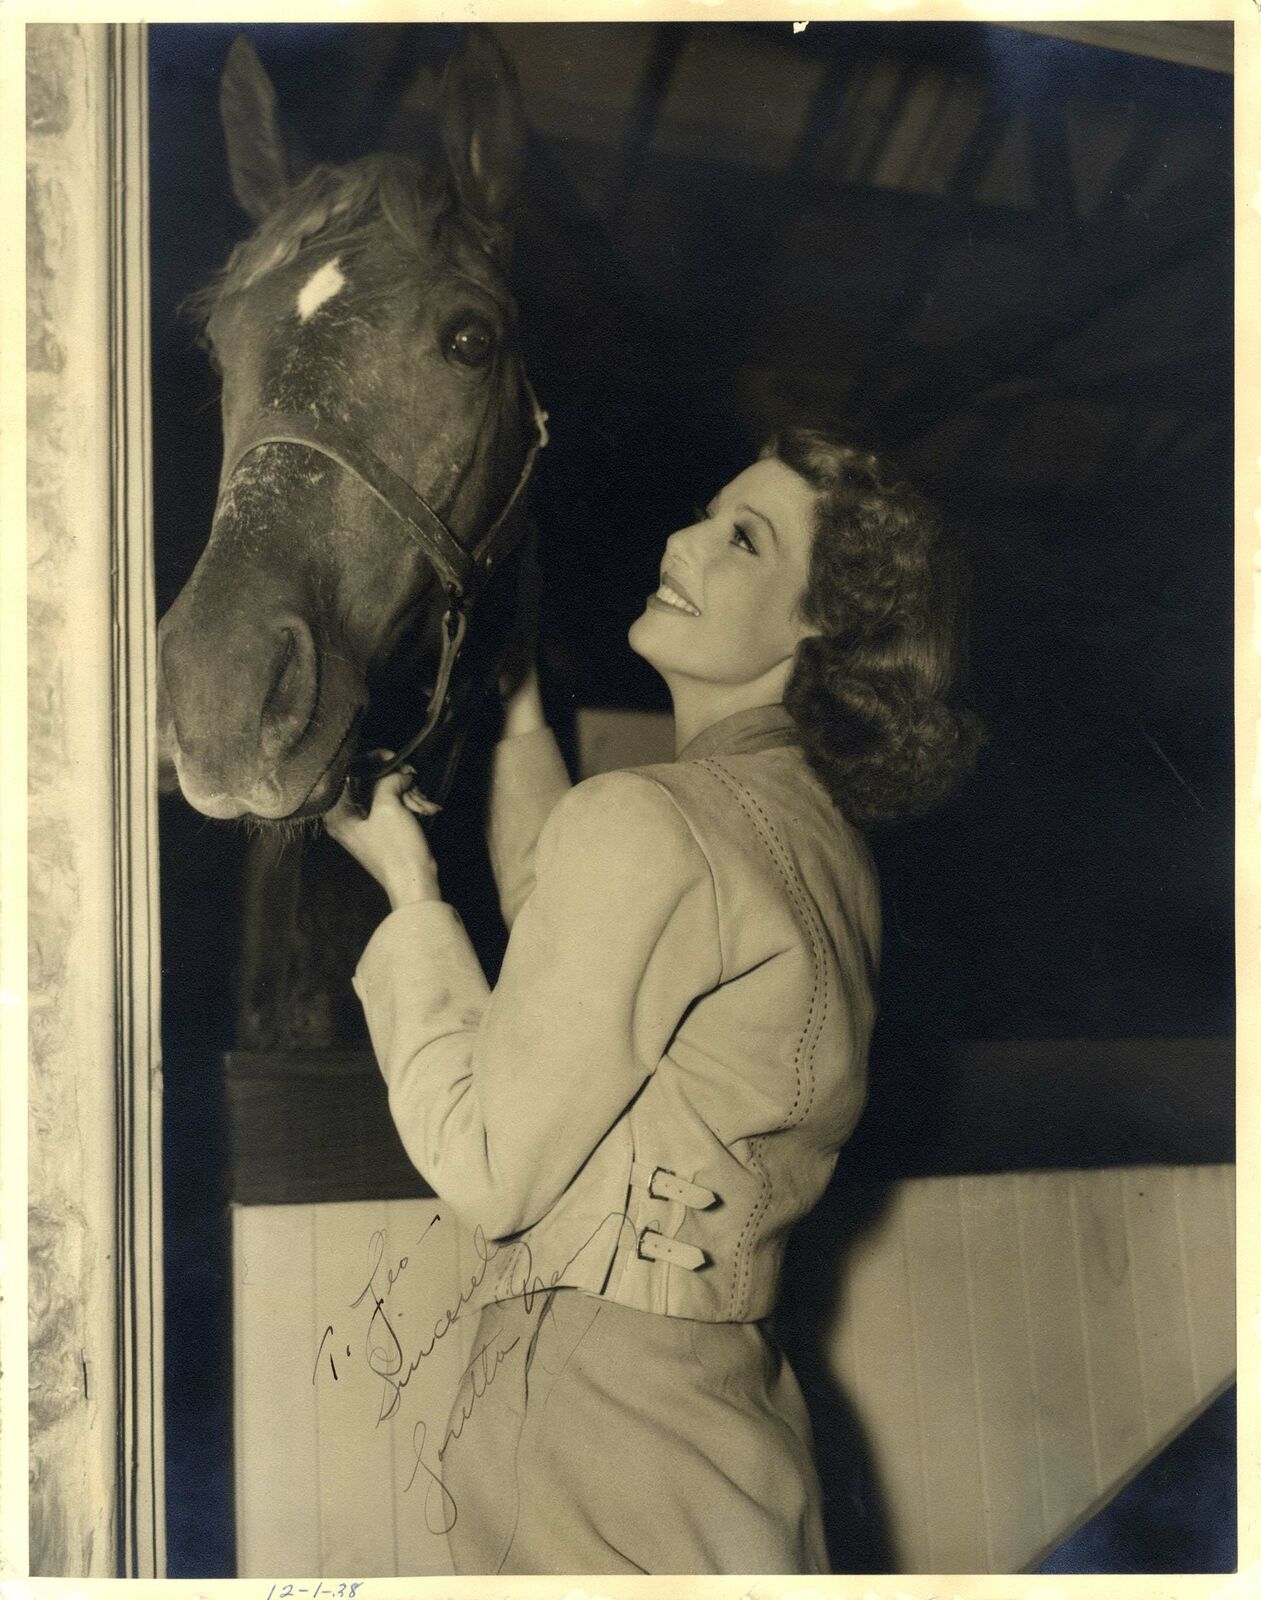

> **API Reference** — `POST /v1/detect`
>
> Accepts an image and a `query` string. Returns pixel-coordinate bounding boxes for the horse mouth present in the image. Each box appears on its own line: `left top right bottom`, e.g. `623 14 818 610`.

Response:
173 708 364 823
282 710 365 819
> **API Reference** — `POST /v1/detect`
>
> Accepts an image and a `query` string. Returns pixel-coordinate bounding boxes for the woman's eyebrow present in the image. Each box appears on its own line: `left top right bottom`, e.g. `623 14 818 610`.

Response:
738 503 780 547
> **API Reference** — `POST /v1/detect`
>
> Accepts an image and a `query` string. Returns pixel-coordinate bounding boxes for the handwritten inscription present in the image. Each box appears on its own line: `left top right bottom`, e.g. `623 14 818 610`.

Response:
312 1206 640 1533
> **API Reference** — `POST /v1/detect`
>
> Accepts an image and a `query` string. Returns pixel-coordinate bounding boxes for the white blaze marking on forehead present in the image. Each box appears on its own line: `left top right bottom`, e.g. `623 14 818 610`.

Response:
296 256 347 322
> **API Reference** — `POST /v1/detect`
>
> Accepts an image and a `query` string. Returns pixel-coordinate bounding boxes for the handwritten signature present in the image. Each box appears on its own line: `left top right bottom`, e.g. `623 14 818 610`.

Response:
401 1328 524 1533
313 1206 641 1532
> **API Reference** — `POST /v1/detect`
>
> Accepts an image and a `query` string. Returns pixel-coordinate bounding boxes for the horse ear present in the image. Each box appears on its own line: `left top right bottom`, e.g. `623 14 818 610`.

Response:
220 34 299 222
438 29 525 243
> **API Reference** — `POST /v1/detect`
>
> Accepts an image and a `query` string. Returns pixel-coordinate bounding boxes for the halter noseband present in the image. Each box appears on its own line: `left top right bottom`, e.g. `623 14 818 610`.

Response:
221 369 548 811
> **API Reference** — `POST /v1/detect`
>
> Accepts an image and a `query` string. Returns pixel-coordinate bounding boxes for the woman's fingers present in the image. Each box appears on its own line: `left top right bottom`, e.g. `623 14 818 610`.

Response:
360 748 441 816
369 770 413 807
401 788 443 817
323 782 363 841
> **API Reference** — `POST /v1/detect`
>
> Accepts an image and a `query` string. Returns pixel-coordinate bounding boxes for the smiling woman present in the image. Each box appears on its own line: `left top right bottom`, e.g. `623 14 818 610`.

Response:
324 423 981 1573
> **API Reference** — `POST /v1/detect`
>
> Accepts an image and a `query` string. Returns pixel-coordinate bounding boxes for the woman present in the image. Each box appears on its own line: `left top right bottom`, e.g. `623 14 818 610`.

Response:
326 426 981 1575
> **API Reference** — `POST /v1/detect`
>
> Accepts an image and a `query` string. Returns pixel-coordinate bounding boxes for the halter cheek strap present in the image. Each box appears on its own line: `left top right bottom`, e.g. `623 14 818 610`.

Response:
220 369 549 809
225 412 475 595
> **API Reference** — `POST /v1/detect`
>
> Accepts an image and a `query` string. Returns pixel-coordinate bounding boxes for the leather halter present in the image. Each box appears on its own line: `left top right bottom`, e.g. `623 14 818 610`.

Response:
221 368 548 811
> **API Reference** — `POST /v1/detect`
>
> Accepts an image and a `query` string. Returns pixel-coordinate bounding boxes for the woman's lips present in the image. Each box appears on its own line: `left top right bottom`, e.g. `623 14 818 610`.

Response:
649 571 701 615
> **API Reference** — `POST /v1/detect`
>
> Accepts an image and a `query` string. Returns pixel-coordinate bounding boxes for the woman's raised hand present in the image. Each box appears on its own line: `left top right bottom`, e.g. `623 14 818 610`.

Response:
324 755 444 910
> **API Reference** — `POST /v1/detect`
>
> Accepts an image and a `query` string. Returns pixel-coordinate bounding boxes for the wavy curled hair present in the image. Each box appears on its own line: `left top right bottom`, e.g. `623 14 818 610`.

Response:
767 427 984 831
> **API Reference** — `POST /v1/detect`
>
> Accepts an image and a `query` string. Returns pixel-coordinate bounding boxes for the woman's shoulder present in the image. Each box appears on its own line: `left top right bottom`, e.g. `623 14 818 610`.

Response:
649 745 878 891
538 763 709 873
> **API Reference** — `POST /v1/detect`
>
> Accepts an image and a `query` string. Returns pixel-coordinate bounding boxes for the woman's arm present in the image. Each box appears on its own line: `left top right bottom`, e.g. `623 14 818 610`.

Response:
351 770 720 1240
485 667 573 928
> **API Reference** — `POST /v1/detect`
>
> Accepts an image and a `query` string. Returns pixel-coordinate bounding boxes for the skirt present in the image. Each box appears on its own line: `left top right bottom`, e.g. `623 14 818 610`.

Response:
437 1284 830 1575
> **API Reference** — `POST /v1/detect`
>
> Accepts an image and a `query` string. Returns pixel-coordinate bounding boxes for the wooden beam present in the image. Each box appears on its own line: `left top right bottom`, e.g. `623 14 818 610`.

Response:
1006 22 1232 77
604 22 687 228
847 1037 1233 1182
224 1037 1233 1207
224 1050 434 1206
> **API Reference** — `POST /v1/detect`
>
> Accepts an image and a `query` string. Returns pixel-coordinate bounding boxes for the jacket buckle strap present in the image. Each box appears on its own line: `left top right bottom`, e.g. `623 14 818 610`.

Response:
631 1160 718 1210
636 1226 707 1271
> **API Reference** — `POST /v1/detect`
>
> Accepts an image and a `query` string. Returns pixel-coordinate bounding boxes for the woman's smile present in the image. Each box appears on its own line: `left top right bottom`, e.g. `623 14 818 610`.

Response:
628 458 820 706
648 569 702 616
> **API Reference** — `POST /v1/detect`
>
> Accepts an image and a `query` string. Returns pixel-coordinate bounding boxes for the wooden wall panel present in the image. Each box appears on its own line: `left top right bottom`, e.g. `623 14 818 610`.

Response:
1069 1168 1147 1491
235 1199 474 1579
1122 1168 1201 1436
312 1200 398 1575
233 1205 322 1576
820 1165 1233 1573
1014 1172 1100 1542
1175 1164 1236 1390
903 1180 987 1572
956 1174 1045 1573
837 1199 927 1567
233 1166 1234 1576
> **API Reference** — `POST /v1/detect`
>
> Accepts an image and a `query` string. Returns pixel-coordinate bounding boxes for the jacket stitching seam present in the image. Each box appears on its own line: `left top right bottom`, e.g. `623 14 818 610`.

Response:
699 757 828 1315
735 1134 773 1318
701 759 827 1127
731 776 831 1127
697 761 809 1315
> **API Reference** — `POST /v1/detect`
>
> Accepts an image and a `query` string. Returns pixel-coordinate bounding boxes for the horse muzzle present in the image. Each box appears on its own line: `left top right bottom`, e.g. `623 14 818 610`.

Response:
158 593 367 820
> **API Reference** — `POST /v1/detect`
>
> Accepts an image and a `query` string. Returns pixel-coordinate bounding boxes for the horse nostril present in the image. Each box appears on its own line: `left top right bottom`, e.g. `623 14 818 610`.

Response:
260 619 318 756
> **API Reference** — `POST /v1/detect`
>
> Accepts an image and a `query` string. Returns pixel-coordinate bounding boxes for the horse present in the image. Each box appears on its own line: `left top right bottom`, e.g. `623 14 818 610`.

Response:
157 29 543 1046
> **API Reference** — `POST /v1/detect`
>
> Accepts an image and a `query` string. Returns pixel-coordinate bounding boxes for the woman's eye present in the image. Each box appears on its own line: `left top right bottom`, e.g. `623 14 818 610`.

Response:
446 319 495 368
731 524 758 554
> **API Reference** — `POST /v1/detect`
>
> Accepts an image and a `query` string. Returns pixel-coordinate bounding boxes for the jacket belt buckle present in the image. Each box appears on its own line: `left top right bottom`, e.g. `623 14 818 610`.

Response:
637 1225 707 1272
647 1166 718 1210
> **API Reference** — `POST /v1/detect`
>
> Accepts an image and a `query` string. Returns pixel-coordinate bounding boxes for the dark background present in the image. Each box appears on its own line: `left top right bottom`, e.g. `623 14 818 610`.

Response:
150 21 1234 1577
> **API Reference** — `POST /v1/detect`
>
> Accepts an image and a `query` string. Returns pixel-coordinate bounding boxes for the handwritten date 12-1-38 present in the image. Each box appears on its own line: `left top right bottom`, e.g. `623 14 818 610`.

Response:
264 1583 363 1599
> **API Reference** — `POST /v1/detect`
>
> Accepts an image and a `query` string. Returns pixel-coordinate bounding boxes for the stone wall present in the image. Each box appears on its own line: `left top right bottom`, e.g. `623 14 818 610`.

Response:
26 22 120 1577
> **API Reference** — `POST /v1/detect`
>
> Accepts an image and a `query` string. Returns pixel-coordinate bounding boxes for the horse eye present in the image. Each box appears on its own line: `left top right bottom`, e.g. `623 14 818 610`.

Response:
447 319 495 369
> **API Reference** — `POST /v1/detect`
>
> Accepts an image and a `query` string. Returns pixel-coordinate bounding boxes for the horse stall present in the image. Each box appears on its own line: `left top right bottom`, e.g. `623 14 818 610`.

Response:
141 20 1237 1579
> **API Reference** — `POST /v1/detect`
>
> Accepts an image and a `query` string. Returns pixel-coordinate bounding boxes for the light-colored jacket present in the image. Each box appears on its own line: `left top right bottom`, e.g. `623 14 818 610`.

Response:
353 703 881 1322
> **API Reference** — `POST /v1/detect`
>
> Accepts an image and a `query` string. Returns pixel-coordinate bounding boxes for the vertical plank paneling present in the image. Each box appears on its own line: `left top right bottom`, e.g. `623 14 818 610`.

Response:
831 1193 924 1569
902 1181 986 1571
388 1198 470 1577
1069 1168 1147 1489
233 1205 321 1576
958 1174 1047 1574
1123 1168 1199 1440
232 1167 1235 1577
1013 1173 1098 1537
1173 1165 1236 1397
312 1200 398 1574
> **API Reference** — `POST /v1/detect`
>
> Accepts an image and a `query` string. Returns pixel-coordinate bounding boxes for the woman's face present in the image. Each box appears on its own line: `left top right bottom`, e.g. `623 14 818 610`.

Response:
628 457 820 690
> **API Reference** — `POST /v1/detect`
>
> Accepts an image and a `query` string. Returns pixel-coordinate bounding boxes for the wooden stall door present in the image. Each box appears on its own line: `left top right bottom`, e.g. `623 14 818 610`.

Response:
231 1166 1234 1576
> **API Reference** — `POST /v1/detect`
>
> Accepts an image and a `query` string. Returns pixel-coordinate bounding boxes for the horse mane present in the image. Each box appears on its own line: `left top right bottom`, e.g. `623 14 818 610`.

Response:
184 152 452 325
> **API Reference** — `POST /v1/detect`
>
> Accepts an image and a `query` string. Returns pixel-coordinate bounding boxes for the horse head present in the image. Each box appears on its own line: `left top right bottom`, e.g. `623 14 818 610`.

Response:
158 29 538 820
